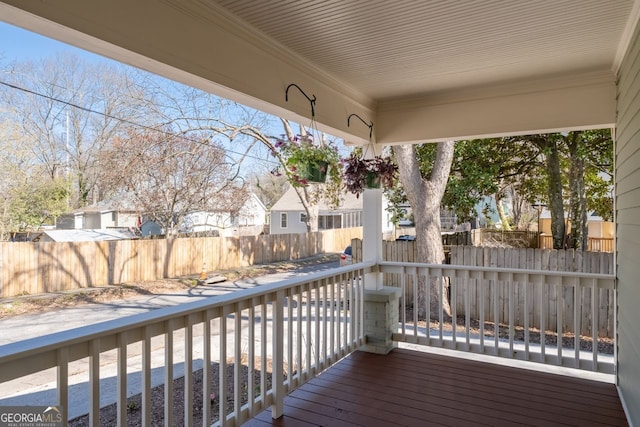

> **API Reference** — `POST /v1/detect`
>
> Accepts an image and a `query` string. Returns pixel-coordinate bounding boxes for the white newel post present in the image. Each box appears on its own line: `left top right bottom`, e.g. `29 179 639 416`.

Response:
361 187 400 354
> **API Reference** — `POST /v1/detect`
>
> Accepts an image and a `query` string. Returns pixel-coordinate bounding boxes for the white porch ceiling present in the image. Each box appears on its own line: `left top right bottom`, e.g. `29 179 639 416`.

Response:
213 0 633 100
0 0 637 145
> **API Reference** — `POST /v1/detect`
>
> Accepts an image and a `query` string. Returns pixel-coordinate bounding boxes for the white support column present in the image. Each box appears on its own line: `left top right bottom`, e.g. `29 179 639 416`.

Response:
362 188 382 290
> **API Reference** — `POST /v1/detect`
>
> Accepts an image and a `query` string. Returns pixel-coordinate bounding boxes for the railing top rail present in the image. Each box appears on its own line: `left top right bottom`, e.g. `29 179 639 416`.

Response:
0 262 374 365
378 260 615 280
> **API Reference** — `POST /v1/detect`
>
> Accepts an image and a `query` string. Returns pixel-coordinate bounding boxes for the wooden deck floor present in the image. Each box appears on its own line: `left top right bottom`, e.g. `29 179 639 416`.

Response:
243 348 628 427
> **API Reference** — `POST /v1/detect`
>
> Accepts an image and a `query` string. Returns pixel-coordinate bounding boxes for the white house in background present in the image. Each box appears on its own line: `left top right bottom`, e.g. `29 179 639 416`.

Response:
56 202 140 231
179 193 267 237
269 187 394 235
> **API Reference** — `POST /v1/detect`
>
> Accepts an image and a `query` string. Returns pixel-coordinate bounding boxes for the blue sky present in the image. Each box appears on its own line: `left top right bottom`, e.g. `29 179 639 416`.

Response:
0 22 84 61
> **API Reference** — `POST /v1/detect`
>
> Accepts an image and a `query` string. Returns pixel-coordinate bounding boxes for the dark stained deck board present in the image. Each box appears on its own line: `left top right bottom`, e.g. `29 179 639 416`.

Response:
243 348 628 427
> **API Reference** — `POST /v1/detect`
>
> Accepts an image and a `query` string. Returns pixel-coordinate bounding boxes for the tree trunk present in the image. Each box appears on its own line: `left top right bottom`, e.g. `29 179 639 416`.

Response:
393 141 454 319
545 142 566 249
568 133 588 251
297 186 319 232
494 192 511 231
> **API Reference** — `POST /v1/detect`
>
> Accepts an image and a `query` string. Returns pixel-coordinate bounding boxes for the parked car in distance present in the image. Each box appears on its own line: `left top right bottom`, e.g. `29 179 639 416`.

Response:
340 245 353 266
396 235 416 241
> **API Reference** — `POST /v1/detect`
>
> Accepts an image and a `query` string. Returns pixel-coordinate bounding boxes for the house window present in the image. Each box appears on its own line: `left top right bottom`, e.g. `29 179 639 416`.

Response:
281 213 287 229
111 212 116 222
300 213 307 223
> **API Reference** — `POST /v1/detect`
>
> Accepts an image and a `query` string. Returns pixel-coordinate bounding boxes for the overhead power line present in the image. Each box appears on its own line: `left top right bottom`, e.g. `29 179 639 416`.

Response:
0 78 279 166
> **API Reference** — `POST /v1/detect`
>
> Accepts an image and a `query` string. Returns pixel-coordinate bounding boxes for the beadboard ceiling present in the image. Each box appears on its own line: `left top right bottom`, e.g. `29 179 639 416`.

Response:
211 0 636 101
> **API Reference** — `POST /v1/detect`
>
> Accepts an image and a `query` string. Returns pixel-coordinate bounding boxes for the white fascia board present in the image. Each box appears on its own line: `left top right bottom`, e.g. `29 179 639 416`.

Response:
376 71 617 145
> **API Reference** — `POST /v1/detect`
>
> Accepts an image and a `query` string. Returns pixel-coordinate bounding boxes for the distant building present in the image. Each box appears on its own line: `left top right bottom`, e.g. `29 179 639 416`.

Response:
179 194 267 237
269 187 394 235
56 200 139 231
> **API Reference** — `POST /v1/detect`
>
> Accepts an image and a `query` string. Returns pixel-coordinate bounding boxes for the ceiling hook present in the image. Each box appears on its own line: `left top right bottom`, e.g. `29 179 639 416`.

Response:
286 83 316 118
347 113 374 139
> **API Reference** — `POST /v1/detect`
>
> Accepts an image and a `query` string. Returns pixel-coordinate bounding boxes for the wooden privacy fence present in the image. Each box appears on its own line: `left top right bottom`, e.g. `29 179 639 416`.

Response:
539 235 614 252
471 229 539 247
351 239 615 337
0 227 362 298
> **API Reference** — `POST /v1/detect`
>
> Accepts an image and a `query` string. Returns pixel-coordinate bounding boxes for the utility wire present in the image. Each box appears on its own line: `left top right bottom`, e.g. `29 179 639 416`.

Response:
0 78 279 166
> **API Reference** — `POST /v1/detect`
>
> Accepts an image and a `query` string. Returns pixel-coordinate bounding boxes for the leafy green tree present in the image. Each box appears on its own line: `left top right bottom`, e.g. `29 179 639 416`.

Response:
505 130 612 249
8 176 69 231
391 131 612 251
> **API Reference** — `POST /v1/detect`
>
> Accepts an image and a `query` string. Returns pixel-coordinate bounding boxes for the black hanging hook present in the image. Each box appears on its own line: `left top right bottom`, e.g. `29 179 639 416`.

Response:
347 113 374 139
286 83 316 118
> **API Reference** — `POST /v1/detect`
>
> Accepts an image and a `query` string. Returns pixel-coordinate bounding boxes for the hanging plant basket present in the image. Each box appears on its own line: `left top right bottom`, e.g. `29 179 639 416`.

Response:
343 152 397 195
301 161 329 183
365 171 381 189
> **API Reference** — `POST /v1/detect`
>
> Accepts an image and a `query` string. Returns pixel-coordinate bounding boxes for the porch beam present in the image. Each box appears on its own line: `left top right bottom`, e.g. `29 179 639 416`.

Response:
376 70 617 145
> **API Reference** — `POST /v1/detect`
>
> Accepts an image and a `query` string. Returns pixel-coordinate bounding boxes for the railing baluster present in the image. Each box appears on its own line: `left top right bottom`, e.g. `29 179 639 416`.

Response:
557 278 563 364
592 279 599 370
295 286 302 387
164 320 174 427
260 298 267 408
539 276 546 362
272 290 285 419
89 339 100 427
328 280 339 366
574 281 580 368
418 268 425 340
400 271 408 340
451 272 457 347
464 270 470 349
287 287 294 388
357 269 364 346
342 275 348 356
247 303 255 416
203 314 212 427
479 273 485 352
56 348 69 427
307 282 313 376
116 332 127 427
509 274 515 355
184 316 193 425
493 274 499 354
315 284 321 371
339 276 344 354
438 271 444 342
219 313 227 424
234 306 242 421
322 281 328 370
523 275 529 360
141 329 151 426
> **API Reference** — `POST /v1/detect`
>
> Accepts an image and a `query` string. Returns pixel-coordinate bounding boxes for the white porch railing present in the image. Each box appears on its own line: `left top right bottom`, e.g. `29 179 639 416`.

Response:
0 261 616 426
0 263 370 426
380 261 616 374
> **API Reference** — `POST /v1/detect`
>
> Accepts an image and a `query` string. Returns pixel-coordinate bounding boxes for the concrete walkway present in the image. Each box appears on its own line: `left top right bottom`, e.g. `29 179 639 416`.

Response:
0 258 339 420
